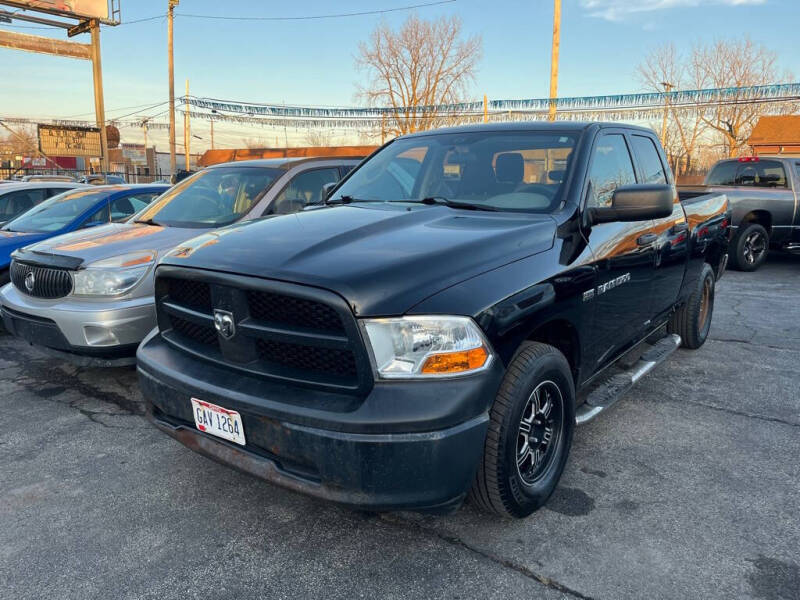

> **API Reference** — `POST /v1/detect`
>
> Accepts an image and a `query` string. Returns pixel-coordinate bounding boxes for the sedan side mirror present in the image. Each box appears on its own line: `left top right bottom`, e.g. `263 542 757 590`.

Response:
589 184 674 224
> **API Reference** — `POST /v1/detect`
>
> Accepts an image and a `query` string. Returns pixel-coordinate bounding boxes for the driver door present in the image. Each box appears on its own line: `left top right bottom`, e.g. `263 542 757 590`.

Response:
582 132 657 371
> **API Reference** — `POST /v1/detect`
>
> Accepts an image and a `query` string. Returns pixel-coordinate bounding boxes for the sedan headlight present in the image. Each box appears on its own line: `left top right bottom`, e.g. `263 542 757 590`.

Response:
362 316 492 379
72 250 156 296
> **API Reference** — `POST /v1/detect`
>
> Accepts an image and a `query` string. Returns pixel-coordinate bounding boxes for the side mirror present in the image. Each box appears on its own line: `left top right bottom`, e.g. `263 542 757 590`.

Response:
590 184 674 224
321 182 337 202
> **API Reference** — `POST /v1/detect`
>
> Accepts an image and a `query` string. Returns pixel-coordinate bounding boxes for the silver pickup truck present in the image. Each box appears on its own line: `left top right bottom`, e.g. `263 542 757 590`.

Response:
679 156 800 271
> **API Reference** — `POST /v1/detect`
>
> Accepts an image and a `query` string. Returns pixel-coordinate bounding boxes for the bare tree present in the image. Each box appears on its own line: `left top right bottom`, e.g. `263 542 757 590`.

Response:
302 129 338 147
356 14 482 135
692 37 783 157
637 43 706 175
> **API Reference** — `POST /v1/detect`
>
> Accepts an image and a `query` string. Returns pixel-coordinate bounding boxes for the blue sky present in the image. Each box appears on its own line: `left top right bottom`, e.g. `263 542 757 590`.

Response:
1 0 797 147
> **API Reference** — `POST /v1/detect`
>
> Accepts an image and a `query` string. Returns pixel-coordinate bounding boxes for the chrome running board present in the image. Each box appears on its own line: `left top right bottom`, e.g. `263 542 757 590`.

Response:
576 334 681 425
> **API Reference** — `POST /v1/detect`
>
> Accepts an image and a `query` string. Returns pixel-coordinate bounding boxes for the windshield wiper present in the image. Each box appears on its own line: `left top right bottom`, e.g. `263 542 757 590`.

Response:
134 218 164 226
415 197 500 212
323 195 378 206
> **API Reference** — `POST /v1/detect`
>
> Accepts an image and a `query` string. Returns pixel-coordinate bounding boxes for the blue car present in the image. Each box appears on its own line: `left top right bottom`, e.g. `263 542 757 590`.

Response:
0 184 169 285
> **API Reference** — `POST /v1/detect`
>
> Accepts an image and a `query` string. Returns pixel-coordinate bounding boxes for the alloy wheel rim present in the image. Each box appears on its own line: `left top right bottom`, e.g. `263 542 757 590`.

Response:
743 231 766 265
516 380 563 485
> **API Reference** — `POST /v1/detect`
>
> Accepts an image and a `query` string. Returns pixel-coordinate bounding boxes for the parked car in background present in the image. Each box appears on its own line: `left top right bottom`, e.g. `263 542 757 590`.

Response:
79 174 126 185
679 156 800 270
21 175 77 183
0 157 361 365
0 185 167 286
0 181 84 228
137 122 729 518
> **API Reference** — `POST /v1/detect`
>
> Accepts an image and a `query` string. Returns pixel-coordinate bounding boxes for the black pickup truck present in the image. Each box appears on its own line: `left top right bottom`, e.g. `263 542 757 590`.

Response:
137 122 729 518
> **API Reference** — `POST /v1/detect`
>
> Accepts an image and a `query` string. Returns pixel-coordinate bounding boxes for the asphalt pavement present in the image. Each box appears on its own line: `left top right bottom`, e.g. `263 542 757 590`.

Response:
1 254 798 600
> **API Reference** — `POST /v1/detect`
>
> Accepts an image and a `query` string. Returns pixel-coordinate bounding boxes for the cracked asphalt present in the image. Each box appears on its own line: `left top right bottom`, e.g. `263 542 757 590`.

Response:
1 255 799 600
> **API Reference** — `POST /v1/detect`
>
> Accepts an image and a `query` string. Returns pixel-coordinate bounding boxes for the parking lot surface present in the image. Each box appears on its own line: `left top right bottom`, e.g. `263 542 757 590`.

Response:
1 255 798 600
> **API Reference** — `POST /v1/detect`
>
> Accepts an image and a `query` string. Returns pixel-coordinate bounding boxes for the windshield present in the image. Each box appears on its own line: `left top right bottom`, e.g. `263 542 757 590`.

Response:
3 188 108 233
133 166 280 228
330 131 577 212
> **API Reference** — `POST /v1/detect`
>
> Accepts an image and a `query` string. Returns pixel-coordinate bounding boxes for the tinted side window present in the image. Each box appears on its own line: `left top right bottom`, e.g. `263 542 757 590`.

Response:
736 159 787 188
631 135 668 184
706 161 738 185
111 193 158 222
268 167 340 215
83 204 110 228
587 134 636 208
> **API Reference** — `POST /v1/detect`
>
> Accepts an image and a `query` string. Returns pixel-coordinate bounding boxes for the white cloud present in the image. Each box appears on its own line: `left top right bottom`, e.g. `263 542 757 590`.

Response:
580 0 767 21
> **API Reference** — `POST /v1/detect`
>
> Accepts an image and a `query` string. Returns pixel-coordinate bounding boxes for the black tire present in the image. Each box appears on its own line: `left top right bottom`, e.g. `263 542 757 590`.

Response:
729 223 769 271
469 342 575 518
668 262 715 349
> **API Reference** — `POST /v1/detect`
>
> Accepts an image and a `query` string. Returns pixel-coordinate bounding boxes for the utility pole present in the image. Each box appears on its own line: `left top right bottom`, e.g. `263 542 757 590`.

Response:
89 19 108 172
660 81 674 145
210 118 215 149
548 0 561 122
168 0 178 175
184 78 190 170
483 94 488 123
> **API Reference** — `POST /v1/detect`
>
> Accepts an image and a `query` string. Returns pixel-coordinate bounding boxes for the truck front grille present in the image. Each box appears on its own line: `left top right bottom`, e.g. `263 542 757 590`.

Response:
10 261 73 299
155 268 372 395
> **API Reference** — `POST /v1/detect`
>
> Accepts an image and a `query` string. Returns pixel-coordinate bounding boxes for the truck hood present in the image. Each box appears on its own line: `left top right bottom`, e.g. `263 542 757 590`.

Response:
0 230 50 268
160 204 557 316
16 223 212 269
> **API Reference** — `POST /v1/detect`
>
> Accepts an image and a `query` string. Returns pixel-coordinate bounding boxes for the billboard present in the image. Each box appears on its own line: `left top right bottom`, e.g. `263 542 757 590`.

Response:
3 1 109 21
38 124 102 157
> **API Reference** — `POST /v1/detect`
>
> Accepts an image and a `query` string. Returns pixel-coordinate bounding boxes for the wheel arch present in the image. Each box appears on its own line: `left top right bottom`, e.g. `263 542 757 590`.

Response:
739 210 773 234
523 318 581 384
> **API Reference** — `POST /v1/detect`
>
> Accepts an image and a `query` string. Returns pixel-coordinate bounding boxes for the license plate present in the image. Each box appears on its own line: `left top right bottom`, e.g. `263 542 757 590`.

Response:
190 398 246 446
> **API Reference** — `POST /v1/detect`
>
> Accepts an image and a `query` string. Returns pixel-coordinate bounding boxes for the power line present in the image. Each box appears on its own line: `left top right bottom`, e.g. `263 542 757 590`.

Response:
175 1 457 21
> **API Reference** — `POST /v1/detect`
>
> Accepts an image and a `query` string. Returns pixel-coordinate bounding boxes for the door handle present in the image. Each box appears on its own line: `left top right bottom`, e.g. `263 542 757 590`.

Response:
637 233 657 246
670 222 688 234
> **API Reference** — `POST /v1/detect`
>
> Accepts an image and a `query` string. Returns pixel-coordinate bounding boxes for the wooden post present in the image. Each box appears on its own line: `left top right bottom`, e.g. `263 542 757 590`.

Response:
168 0 178 175
660 81 674 145
89 19 108 172
381 112 386 144
483 94 488 123
548 0 561 122
184 78 190 170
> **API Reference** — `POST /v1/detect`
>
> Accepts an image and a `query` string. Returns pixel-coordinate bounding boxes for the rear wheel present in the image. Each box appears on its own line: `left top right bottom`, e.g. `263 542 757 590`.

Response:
469 342 575 518
668 263 715 349
730 223 769 271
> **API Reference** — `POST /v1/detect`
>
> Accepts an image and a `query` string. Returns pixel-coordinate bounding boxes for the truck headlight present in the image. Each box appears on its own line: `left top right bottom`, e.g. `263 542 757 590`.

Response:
361 316 492 378
72 251 155 296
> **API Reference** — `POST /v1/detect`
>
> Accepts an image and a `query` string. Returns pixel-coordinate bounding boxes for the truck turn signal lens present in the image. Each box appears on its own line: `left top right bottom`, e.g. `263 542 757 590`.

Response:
420 346 489 374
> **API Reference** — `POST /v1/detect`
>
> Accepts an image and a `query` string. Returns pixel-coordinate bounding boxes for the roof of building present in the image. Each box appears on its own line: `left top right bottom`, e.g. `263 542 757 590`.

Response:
748 116 800 146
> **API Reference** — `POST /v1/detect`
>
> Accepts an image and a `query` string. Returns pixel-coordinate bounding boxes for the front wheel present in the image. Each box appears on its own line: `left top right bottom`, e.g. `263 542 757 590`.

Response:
469 342 575 518
730 223 769 271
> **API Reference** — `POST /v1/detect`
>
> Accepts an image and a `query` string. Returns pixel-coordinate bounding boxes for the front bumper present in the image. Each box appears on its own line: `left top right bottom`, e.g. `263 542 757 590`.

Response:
0 283 155 364
137 331 503 511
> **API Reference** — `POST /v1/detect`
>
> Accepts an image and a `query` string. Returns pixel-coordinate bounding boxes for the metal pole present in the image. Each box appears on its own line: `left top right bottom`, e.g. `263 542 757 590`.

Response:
168 0 178 175
483 94 488 123
89 19 108 172
184 78 190 170
548 0 561 122
381 112 386 144
210 118 215 149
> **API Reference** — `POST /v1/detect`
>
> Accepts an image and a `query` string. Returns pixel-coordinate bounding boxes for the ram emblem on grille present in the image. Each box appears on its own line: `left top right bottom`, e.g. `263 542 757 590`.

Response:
213 309 236 340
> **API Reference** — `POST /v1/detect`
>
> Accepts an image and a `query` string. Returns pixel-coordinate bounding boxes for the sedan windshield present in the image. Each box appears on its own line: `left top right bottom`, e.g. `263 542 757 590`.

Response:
2 188 109 233
330 131 577 212
133 167 280 228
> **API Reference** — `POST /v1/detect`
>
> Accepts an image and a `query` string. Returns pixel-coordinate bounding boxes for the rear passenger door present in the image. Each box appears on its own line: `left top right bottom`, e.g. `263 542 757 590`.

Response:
583 131 657 369
265 167 340 215
630 134 687 319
